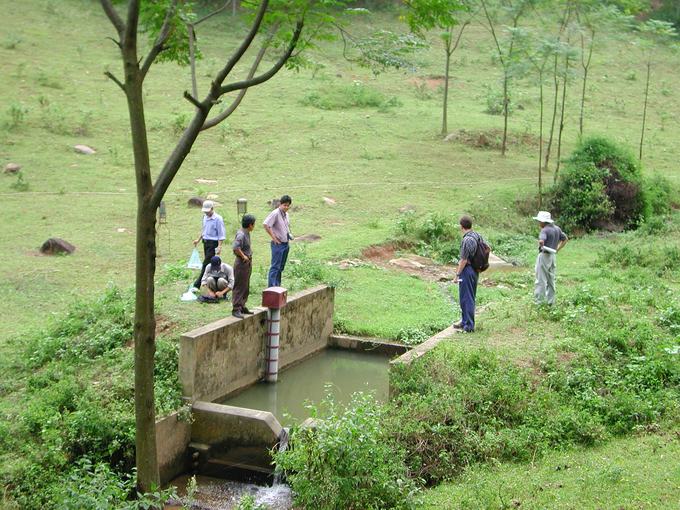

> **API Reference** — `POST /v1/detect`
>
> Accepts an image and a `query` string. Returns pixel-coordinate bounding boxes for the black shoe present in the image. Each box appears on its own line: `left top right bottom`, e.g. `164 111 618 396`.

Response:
453 321 464 329
241 308 254 314
232 311 244 319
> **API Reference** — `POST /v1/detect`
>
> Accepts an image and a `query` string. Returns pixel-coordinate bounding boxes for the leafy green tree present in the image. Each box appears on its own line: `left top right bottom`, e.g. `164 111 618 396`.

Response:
632 19 677 160
97 0 344 492
573 4 631 136
513 27 563 201
479 0 534 155
401 0 470 135
98 0 418 492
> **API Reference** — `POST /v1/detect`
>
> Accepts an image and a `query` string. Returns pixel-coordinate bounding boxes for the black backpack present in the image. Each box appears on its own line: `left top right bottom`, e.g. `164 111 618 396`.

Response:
469 235 490 273
197 294 220 303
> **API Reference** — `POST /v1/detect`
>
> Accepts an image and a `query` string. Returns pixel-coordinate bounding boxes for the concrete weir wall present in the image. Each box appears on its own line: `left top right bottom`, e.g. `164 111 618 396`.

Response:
179 284 334 403
159 285 334 484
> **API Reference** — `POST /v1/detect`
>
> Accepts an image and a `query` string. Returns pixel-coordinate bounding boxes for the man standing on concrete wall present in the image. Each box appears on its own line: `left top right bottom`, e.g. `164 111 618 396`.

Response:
263 195 293 288
533 211 568 305
192 200 226 291
232 214 256 319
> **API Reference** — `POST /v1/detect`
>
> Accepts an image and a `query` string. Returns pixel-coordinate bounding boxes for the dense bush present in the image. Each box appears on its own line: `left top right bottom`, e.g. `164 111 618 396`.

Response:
394 210 460 264
385 278 680 484
1 286 183 509
550 137 672 231
274 390 420 509
299 80 402 111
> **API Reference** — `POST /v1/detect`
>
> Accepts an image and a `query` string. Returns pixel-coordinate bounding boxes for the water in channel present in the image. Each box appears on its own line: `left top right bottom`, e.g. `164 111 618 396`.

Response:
221 348 391 423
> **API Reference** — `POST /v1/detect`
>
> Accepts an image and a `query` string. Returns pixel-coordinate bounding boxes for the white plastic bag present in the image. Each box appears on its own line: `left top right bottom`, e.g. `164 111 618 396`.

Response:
181 284 198 302
187 248 202 269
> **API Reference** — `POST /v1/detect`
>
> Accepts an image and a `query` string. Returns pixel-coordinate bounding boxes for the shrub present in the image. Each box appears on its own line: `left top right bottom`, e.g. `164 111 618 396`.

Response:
50 458 176 510
299 80 399 111
274 390 420 509
393 211 460 264
551 137 652 231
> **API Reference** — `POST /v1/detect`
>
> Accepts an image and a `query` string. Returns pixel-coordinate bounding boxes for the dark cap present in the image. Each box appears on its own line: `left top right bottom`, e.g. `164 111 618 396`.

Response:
210 256 221 270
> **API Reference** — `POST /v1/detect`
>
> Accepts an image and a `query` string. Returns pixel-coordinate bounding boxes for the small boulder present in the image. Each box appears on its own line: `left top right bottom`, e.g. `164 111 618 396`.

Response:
3 163 22 175
389 258 424 269
74 145 96 155
294 233 322 243
188 197 205 208
40 238 76 255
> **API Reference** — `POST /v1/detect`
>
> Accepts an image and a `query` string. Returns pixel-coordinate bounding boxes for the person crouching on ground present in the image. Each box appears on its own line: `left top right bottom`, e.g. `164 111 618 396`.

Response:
232 214 256 319
201 256 234 300
533 211 568 305
453 215 489 333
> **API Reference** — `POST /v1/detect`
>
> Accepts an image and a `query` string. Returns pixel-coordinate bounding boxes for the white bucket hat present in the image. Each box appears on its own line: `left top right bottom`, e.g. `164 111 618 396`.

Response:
533 211 554 223
201 200 214 213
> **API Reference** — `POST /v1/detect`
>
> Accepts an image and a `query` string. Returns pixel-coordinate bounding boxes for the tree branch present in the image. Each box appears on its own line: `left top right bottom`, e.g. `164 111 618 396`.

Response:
100 0 125 36
104 71 126 92
183 90 206 112
202 23 278 130
195 0 232 25
212 0 270 89
218 21 303 96
141 0 180 80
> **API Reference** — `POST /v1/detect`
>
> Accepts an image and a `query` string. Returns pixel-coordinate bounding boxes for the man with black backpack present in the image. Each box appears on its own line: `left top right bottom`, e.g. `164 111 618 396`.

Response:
453 215 490 333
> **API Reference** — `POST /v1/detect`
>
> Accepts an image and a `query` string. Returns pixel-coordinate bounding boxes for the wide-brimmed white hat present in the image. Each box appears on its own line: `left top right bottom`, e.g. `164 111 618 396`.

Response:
201 200 214 213
533 211 554 223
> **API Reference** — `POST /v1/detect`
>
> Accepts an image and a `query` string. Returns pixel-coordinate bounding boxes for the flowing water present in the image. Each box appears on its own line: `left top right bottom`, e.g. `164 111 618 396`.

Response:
220 348 392 422
166 349 392 509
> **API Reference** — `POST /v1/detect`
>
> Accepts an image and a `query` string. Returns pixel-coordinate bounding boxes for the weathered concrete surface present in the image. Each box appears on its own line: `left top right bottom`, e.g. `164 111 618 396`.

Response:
180 285 334 403
190 401 285 476
191 401 284 448
329 334 409 357
156 408 192 484
389 325 459 367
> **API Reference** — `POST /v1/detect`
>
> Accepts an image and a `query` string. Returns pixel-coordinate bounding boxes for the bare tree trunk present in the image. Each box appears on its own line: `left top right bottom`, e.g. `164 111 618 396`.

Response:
501 74 509 155
554 50 570 180
442 48 451 135
544 54 559 174
640 61 651 161
120 41 161 493
578 24 594 137
538 78 544 205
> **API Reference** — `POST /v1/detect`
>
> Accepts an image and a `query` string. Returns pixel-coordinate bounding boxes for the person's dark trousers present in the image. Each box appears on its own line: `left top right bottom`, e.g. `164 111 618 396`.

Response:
267 241 289 288
458 265 479 332
193 239 219 289
232 256 252 313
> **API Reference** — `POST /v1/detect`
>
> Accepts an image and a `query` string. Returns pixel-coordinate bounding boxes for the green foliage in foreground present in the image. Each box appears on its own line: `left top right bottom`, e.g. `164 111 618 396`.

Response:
423 428 680 509
280 215 680 509
0 287 182 510
50 458 176 510
274 390 420 510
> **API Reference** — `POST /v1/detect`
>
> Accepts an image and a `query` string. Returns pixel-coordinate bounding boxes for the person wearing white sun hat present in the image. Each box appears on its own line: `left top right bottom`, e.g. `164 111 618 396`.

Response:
533 211 568 305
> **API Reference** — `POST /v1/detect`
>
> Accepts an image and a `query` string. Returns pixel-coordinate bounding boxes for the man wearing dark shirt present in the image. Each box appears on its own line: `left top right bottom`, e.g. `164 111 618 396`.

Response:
453 215 489 333
232 214 256 319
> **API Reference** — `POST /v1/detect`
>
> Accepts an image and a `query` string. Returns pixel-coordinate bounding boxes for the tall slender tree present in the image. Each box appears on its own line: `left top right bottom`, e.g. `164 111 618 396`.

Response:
401 0 471 135
98 0 338 492
98 0 417 492
633 19 677 161
479 0 534 155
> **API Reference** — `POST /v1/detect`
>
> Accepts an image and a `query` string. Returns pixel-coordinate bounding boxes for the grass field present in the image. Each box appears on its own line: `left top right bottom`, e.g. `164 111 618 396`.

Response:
1 1 679 508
